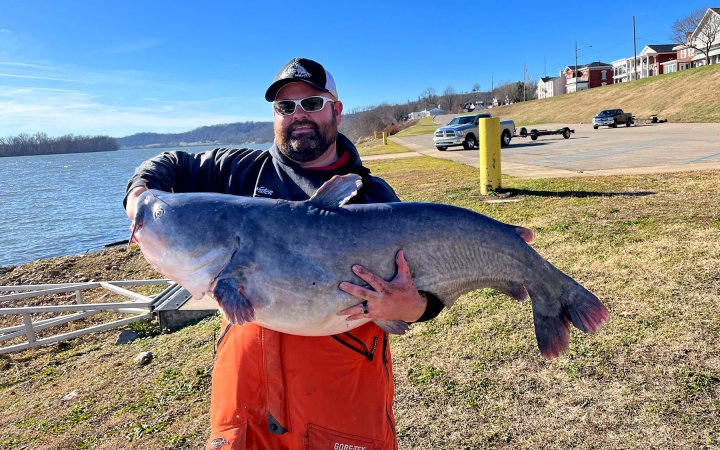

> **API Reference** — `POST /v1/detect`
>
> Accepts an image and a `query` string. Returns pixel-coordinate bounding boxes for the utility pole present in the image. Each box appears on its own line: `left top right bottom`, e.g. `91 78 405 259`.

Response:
633 16 638 81
523 63 527 102
574 40 578 92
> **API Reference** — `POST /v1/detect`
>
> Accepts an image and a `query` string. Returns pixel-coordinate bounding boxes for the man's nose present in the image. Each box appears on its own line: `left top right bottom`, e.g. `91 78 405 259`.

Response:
290 102 310 118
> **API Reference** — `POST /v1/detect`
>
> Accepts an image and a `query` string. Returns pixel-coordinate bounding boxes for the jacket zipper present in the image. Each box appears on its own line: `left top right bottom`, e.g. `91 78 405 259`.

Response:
331 332 378 361
382 332 398 448
214 323 233 357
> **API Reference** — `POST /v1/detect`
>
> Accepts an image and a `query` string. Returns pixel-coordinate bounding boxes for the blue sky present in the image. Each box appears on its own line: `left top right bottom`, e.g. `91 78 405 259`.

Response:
0 0 711 137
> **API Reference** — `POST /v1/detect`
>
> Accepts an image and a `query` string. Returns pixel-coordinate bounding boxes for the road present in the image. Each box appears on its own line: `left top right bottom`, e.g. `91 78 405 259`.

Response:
389 122 720 178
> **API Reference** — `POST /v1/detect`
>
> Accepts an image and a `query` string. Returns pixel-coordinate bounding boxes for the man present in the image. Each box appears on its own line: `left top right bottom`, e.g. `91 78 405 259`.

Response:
125 58 444 449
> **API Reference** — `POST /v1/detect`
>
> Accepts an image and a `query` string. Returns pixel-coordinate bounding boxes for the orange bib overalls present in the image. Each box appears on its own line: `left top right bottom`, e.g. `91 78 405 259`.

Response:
207 320 398 450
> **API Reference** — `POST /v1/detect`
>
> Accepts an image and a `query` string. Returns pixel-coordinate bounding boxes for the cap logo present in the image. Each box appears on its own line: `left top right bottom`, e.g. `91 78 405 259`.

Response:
283 61 312 79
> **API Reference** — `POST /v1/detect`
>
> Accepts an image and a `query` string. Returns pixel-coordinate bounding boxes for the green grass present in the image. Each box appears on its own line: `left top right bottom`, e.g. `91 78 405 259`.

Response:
393 116 440 136
1 155 719 448
355 138 412 156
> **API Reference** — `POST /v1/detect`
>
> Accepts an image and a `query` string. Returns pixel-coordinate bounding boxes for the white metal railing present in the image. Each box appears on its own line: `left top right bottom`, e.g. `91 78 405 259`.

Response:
0 279 172 354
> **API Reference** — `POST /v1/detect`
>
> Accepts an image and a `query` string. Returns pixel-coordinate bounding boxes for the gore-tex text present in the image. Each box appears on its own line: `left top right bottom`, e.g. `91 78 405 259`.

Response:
333 444 366 450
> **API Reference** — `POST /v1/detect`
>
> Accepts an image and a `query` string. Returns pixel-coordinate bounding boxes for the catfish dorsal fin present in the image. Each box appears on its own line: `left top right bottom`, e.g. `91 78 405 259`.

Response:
309 174 363 208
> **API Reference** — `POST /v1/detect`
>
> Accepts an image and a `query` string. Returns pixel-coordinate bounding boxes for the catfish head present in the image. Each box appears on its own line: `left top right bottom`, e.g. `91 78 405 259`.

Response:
130 189 237 299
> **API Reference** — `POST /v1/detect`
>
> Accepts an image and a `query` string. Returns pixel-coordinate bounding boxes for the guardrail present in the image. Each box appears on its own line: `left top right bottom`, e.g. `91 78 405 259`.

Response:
0 280 172 354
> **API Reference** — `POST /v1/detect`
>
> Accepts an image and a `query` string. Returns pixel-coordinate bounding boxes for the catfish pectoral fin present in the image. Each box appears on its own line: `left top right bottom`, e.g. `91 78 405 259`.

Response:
373 319 410 335
212 278 256 325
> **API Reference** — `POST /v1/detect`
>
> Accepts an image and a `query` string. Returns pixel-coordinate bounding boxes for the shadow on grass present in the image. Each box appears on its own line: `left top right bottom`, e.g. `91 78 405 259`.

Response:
500 188 656 198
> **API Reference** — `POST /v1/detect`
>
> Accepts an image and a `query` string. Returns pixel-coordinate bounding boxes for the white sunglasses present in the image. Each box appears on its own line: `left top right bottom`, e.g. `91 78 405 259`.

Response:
273 96 335 116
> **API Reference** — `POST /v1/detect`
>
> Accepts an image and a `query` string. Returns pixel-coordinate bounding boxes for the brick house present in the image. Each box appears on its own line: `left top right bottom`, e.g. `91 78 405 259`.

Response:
665 42 697 73
563 62 613 92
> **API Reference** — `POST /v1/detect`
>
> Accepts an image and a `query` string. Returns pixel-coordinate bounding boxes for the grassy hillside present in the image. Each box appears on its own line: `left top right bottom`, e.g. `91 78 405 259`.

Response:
492 64 720 125
1 159 719 448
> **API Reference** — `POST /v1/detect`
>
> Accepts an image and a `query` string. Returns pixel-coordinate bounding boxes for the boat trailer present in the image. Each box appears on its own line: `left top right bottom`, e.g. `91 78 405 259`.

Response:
517 126 574 141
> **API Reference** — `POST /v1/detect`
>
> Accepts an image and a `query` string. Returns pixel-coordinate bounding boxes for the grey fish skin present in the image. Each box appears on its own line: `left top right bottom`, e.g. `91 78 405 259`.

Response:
132 174 609 359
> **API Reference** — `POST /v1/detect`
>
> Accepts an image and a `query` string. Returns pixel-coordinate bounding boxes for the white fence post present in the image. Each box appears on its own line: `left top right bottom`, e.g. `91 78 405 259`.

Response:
22 313 36 345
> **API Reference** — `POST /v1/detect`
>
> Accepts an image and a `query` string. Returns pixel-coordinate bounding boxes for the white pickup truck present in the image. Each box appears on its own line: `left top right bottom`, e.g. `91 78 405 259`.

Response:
433 113 516 151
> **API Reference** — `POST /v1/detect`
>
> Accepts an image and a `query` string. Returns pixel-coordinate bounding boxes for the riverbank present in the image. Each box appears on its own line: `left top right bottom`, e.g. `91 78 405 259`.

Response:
2 157 719 448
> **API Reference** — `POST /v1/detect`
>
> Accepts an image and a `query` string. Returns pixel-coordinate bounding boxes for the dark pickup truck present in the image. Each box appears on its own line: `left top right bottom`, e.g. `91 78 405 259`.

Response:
593 109 633 129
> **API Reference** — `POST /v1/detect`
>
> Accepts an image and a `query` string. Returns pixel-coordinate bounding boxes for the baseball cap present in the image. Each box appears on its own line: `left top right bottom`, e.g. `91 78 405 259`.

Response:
265 58 338 102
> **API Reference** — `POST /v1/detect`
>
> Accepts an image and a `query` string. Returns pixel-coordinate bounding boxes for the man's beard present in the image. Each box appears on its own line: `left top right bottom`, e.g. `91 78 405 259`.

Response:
276 115 337 163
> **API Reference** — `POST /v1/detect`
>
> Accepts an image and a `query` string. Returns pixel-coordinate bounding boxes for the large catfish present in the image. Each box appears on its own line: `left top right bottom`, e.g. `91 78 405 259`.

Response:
131 174 609 358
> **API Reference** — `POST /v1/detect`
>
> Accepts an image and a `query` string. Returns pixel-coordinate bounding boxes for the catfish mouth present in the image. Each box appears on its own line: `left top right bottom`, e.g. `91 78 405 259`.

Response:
128 221 140 245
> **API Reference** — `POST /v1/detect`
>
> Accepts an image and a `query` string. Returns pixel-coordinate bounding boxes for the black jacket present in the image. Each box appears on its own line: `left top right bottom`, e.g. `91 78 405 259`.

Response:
125 133 398 204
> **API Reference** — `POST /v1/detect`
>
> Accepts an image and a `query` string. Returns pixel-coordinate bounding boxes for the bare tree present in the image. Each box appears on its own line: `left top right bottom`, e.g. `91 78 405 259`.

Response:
492 81 516 105
419 87 437 109
671 7 720 66
440 86 461 113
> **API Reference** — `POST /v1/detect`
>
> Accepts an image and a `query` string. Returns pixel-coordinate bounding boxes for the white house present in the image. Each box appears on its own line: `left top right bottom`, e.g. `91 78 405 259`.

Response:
408 105 445 120
407 110 430 120
690 7 720 66
637 44 677 78
536 75 566 99
612 57 638 83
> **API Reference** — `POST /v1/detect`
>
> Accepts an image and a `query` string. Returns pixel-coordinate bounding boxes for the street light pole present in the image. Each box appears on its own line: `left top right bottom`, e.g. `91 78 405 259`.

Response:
574 40 592 92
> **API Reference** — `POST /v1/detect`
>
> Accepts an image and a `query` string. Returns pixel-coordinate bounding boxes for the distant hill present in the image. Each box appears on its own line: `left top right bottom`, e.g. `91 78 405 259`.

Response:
116 121 274 149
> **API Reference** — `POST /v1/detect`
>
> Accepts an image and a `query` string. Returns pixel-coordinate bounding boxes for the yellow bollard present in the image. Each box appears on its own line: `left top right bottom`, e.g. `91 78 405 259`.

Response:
479 117 501 195
373 131 378 140
382 132 388 145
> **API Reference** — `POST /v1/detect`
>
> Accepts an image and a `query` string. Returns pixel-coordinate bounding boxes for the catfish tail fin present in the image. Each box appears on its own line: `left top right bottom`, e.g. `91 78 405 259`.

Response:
531 282 609 359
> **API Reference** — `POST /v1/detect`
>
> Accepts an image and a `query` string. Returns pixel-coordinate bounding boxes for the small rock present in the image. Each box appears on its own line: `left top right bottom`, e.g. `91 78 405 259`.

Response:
134 351 153 366
115 329 140 345
62 389 80 402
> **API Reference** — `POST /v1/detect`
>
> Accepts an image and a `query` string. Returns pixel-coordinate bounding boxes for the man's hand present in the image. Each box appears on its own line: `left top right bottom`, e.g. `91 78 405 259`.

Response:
125 186 148 220
337 250 427 323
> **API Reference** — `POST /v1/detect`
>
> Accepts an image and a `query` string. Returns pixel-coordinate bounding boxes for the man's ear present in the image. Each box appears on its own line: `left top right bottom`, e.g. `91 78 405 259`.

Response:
334 101 343 126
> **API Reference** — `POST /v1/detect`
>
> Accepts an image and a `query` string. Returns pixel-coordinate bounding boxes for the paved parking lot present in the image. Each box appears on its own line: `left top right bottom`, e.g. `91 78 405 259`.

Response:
391 122 720 178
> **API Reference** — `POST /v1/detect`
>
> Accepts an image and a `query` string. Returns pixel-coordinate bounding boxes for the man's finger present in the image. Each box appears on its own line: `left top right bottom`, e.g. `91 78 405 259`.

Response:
338 281 379 301
337 300 375 320
395 250 412 279
351 264 386 290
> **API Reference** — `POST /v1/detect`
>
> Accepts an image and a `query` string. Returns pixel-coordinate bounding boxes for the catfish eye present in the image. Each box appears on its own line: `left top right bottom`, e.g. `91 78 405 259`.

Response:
153 208 165 220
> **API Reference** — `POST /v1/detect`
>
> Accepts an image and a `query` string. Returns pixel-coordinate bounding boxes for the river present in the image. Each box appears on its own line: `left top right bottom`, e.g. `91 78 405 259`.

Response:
0 145 269 267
